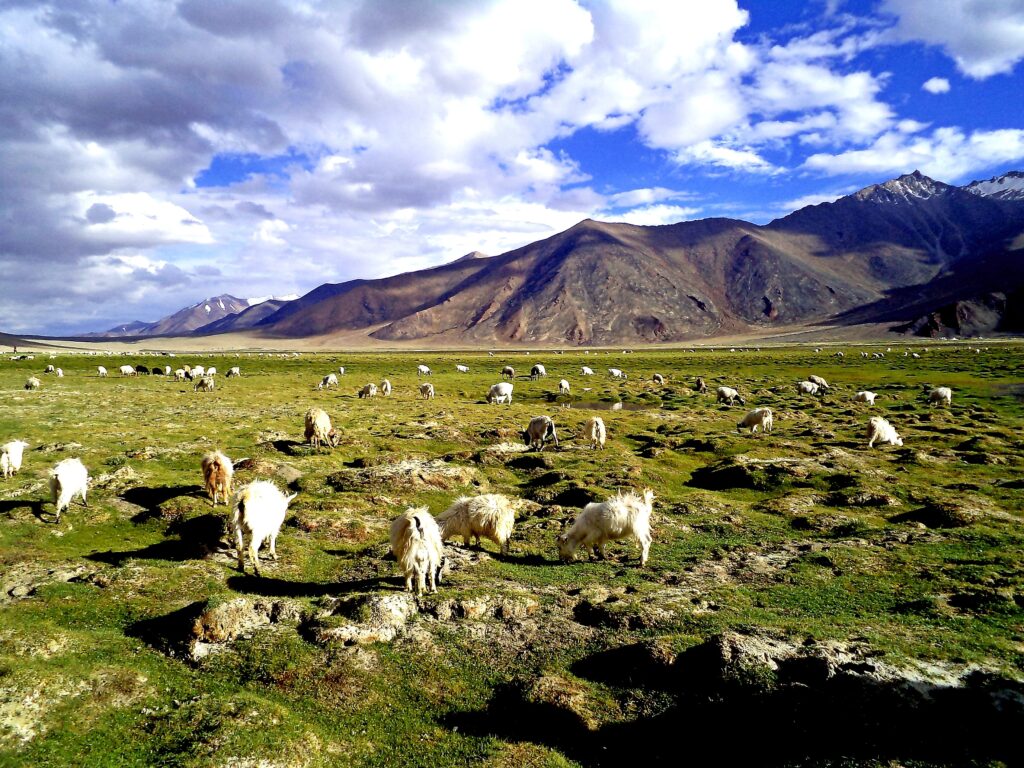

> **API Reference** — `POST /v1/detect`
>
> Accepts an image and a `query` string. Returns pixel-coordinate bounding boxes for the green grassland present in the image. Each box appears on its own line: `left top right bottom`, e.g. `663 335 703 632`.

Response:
1 343 1022 767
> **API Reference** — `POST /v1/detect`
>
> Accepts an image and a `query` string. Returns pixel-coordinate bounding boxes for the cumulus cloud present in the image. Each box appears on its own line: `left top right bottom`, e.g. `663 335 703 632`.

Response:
884 0 1024 78
922 77 951 94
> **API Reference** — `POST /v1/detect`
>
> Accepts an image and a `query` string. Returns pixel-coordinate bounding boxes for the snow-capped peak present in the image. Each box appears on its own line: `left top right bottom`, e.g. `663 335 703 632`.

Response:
854 170 950 204
246 294 299 306
962 171 1024 201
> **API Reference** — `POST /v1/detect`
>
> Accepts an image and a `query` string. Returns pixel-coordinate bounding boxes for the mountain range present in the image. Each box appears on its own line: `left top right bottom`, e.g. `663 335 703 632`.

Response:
84 170 1024 344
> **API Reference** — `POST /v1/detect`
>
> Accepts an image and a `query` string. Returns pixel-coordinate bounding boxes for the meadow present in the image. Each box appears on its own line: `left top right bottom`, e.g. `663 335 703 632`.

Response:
1 343 1022 767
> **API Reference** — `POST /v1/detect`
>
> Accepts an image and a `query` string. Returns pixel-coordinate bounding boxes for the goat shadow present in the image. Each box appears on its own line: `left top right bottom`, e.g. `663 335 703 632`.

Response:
123 484 203 523
0 498 48 521
85 513 226 566
226 574 391 599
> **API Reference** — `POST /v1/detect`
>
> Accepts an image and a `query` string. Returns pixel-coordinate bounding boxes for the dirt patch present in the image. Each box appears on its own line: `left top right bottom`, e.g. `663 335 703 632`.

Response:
1 563 94 602
325 459 483 492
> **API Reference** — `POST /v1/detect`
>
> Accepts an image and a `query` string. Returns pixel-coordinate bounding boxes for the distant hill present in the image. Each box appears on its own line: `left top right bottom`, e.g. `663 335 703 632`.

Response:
192 299 292 335
87 295 252 338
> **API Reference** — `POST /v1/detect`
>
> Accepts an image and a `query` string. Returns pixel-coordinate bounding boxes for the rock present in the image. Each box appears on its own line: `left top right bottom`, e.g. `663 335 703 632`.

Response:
689 454 831 491
891 499 981 528
307 593 418 647
192 598 272 644
325 459 481 492
522 673 602 731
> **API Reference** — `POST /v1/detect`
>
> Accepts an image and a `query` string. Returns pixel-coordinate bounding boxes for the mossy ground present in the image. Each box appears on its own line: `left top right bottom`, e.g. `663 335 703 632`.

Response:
1 343 1022 766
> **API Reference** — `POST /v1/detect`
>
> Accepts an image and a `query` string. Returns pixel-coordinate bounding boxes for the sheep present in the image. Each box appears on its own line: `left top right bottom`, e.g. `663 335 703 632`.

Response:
318 373 339 390
737 407 773 434
585 416 606 449
522 415 558 451
808 374 829 390
867 416 903 448
201 450 234 506
49 458 88 522
438 493 516 555
797 380 820 396
380 379 392 396
193 376 215 392
835 351 844 358
192 365 205 377
912 353 921 359
652 373 665 385
456 364 469 373
97 366 108 377
929 386 953 407
226 366 241 377
304 408 338 448
151 367 164 376
358 382 378 399
501 366 515 379
1 440 29 479
581 366 594 376
608 368 627 379
487 382 513 404
137 365 152 376
417 364 432 376
206 367 217 377
419 382 435 399
44 364 55 373
24 376 41 390
531 364 546 379
694 377 708 394
232 481 297 575
716 386 745 406
389 507 445 594
861 352 869 358
558 379 570 396
55 368 63 378
556 489 654 567
164 365 172 375
854 391 877 405
338 366 346 375
118 364 135 376
174 369 186 381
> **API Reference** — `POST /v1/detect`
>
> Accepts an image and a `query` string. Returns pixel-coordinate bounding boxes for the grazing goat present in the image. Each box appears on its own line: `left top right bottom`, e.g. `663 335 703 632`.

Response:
338 367 345 376
929 386 952 406
608 368 627 379
118 365 135 376
44 364 55 373
97 366 108 377
438 494 516 555
358 383 378 399
193 376 215 392
558 379 570 396
585 416 606 450
652 373 665 384
808 374 829 390
487 382 513 404
318 373 338 390
797 380 820 396
417 365 432 376
49 458 88 522
854 391 877 405
380 379 392 396
581 366 594 376
390 508 445 595
1 440 29 479
456 364 469 373
501 366 515 379
531 364 546 379
232 481 296 575
24 377 41 390
867 416 903 448
304 408 338 448
226 366 241 377
557 489 654 567
694 377 708 394
737 407 773 434
201 451 234 506
419 382 435 399
523 416 558 451
716 386 745 406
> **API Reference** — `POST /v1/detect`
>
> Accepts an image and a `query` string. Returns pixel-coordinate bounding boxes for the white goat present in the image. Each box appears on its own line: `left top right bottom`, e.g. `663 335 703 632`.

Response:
652 373 665 384
192 365 206 377
97 366 108 377
737 407 773 434
193 376 215 392
608 368 627 379
174 369 186 381
854 391 877 405
49 458 88 522
867 416 904 448
201 450 234 506
55 368 63 377
581 366 594 376
380 379 392 396
797 380 820 396
523 415 558 450
24 377 41 390
118 365 135 376
456 364 469 373
1 440 29 479
338 366 346 375
438 494 516 555
319 373 339 390
929 386 953 406
487 382 513 404
531 364 547 379
808 374 829 390
420 382 435 399
390 507 445 594
417 364 432 376
206 367 217 376
44 364 55 373
585 416 606 450
716 386 745 406
226 366 241 377
558 379 570 395
304 408 338 448
557 489 654 567
232 481 297 575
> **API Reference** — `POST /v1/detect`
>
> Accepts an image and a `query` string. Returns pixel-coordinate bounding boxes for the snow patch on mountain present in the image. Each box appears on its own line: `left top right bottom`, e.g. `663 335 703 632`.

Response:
963 171 1024 201
855 170 952 204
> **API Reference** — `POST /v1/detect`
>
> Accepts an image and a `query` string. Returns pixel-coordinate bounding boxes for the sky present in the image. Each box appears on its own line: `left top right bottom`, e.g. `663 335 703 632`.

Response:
2 0 1024 335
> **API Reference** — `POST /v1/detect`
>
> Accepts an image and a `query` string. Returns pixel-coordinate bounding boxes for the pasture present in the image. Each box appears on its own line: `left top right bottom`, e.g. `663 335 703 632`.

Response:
1 343 1022 767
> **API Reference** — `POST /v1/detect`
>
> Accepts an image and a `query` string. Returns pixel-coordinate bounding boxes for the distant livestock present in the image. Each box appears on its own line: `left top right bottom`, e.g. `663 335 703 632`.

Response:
206 367 217 377
232 481 297 576
523 416 558 451
304 408 338 448
608 368 627 379
585 416 606 450
419 382 435 400
716 386 745 406
438 494 516 555
854 391 877 405
557 489 654 567
318 373 339 390
531 364 546 380
867 416 903 449
49 458 88 522
694 377 708 394
581 366 594 376
929 386 953 406
97 366 108 377
487 382 513 404
558 379 570 396
501 366 515 379
24 377 41 390
737 407 773 434
193 376 215 392
808 375 829 390
652 373 664 385
338 367 345 376
380 379 392 397
456 364 469 373
44 364 55 373
390 508 445 595
201 451 234 506
797 380 820 396
1 440 29 479
358 383 378 399
417 365 432 376
135 365 149 375
119 365 135 376
226 366 241 378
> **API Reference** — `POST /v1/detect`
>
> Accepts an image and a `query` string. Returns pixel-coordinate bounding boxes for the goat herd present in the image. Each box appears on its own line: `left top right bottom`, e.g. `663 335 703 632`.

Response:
4 355 959 596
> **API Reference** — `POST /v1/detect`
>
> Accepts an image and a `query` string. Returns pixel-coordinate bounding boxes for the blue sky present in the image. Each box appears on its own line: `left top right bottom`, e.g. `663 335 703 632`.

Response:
2 0 1023 334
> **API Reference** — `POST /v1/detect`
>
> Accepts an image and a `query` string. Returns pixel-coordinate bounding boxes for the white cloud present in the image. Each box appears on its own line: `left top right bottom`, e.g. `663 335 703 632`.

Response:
922 77 951 94
599 204 702 226
885 0 1024 78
